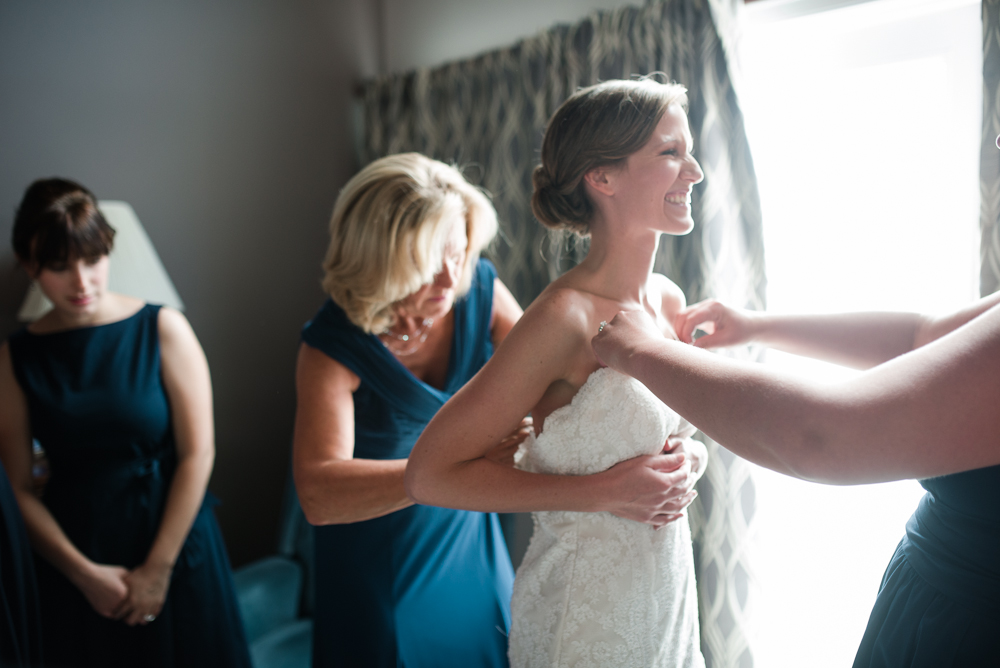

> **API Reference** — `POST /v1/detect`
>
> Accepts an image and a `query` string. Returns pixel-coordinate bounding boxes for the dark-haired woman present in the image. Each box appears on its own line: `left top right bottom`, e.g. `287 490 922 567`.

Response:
0 178 251 668
406 79 709 666
592 298 1000 666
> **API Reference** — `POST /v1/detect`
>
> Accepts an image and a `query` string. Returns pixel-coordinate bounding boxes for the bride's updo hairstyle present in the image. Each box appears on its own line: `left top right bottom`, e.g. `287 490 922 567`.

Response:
322 153 498 334
532 77 688 236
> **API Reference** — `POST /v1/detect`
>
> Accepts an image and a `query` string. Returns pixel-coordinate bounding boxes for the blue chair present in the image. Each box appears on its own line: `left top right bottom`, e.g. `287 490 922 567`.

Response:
233 465 314 668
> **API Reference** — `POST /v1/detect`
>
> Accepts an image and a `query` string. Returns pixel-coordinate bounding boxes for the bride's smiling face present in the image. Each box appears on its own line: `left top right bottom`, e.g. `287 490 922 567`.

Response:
611 104 704 235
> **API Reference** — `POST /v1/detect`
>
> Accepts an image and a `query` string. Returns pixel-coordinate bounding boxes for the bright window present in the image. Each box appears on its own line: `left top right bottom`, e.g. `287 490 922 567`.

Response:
739 0 981 666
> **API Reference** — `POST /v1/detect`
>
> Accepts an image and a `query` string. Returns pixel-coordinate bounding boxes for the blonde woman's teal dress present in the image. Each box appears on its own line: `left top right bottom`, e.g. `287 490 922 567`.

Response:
301 259 514 668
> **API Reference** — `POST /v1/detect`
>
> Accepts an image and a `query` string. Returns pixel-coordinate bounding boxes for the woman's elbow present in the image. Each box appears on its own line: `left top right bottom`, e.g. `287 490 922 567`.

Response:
300 498 330 527
404 449 449 507
402 460 430 505
292 468 331 526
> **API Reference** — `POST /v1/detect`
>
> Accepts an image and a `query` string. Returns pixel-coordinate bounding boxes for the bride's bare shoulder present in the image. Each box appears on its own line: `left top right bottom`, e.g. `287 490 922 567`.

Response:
650 273 686 319
520 283 599 332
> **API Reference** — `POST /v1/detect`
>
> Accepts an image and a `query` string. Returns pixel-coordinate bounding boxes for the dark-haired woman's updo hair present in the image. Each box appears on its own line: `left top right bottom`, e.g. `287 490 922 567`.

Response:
532 78 689 236
12 178 115 268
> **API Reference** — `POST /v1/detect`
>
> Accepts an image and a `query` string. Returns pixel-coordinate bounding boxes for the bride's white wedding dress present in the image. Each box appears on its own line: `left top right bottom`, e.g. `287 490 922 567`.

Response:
510 367 705 668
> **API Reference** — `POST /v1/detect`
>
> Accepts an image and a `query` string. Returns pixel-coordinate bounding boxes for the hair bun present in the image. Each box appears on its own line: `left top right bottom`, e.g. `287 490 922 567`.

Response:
531 166 590 234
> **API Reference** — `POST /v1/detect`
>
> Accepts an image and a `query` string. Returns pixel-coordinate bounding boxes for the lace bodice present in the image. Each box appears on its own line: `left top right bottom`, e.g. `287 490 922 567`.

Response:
510 367 705 668
521 366 678 476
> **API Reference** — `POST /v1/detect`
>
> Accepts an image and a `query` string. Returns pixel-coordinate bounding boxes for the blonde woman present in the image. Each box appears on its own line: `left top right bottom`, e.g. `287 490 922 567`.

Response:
407 80 709 667
293 153 527 667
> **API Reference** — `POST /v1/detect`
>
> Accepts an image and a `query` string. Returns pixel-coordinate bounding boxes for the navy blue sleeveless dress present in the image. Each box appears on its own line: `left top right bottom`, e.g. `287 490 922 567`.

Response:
301 259 514 668
7 304 251 668
0 457 43 668
853 465 1000 666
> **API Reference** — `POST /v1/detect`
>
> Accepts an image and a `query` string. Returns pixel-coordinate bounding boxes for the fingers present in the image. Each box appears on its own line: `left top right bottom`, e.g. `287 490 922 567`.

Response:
662 489 698 510
650 513 684 528
111 597 132 621
647 453 685 472
675 300 720 343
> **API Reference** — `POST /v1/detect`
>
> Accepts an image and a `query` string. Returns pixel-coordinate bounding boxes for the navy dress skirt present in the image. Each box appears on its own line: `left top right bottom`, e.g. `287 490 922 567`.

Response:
0 458 43 668
302 259 514 668
853 464 1000 667
7 304 251 668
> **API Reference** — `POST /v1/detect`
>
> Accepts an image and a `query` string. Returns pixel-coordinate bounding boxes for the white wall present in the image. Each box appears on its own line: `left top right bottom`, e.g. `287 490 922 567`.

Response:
381 0 637 72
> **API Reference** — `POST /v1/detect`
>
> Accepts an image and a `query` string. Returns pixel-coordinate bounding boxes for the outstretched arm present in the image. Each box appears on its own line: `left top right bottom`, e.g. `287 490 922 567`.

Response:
676 290 1000 369
594 305 1000 485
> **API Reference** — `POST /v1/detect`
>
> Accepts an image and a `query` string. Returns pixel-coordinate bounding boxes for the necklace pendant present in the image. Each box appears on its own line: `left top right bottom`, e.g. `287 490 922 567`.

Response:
379 317 434 356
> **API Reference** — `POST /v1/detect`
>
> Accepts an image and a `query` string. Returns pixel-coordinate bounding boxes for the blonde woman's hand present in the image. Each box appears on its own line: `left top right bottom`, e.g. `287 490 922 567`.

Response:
118 560 172 626
75 562 130 619
674 299 758 349
485 417 534 468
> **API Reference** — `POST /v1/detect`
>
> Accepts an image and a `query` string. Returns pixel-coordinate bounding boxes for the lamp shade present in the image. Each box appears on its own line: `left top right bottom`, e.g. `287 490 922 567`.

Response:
17 200 185 321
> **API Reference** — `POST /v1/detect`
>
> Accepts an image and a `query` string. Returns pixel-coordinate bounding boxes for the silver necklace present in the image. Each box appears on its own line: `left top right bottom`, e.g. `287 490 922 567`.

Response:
379 317 433 356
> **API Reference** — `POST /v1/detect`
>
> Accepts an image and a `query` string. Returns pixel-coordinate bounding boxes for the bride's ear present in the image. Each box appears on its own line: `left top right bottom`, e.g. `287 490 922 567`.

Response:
583 165 616 199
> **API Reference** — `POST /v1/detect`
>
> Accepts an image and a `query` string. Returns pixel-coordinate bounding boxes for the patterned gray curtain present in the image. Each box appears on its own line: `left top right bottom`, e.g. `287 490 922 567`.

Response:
982 0 1000 296
359 2 764 666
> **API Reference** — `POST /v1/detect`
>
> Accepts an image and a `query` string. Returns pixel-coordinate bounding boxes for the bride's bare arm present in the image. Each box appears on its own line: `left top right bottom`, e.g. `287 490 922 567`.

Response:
406 290 691 526
675 291 1000 369
594 305 1000 484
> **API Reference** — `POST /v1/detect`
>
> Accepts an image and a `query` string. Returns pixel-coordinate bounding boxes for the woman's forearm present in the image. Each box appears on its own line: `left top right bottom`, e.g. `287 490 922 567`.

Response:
621 340 830 479
143 449 213 570
699 291 1000 369
296 458 412 525
16 488 98 585
748 311 923 369
753 290 1000 366
612 305 1000 484
406 452 610 514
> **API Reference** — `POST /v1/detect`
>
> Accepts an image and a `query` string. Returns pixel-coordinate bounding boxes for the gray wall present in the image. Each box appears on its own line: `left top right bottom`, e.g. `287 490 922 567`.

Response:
0 0 638 567
0 0 378 565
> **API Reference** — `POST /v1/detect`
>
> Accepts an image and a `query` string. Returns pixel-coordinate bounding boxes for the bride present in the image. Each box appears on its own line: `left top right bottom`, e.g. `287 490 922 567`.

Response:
406 78 708 667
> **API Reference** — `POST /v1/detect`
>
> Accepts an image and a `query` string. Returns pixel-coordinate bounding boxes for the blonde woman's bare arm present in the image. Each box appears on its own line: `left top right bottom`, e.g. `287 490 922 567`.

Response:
293 343 412 525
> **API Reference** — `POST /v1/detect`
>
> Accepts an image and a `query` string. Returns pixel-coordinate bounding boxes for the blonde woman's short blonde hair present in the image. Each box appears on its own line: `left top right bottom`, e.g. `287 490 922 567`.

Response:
322 153 498 334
